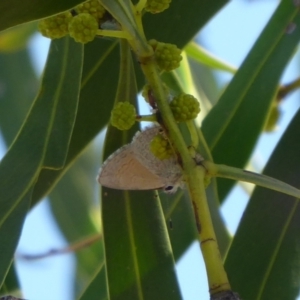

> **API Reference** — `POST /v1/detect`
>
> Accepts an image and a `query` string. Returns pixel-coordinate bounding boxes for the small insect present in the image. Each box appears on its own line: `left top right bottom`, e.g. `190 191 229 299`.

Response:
98 127 183 193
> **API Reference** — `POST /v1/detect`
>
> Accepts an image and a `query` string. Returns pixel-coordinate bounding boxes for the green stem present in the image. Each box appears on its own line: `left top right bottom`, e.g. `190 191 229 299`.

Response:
192 167 231 294
140 57 231 296
136 114 157 122
134 0 147 35
97 29 130 39
135 0 147 12
204 161 300 199
186 120 198 148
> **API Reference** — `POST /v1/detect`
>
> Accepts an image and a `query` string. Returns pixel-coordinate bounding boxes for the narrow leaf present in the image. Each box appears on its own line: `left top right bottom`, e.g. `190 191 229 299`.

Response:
49 151 104 296
78 262 107 300
0 0 83 31
159 190 198 260
143 0 229 48
0 190 31 287
31 39 120 205
0 265 21 296
185 42 237 73
0 37 82 286
0 49 38 146
202 0 300 200
207 162 300 199
43 39 83 168
0 22 37 52
225 108 300 300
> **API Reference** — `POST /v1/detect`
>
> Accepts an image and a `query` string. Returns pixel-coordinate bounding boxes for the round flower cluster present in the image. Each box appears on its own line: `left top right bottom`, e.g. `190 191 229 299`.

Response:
150 134 174 160
38 12 72 39
68 13 98 44
170 94 200 122
145 0 172 14
75 0 106 21
149 39 182 72
38 0 105 44
110 102 136 130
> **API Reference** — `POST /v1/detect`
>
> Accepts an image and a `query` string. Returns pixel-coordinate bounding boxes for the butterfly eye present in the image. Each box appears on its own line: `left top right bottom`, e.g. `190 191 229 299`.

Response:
164 185 175 193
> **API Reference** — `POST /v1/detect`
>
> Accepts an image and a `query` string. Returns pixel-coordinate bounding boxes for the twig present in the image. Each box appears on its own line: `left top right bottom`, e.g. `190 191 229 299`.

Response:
17 234 101 261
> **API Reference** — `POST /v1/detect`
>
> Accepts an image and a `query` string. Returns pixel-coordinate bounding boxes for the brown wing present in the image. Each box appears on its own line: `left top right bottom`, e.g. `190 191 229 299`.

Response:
132 127 183 187
98 146 164 190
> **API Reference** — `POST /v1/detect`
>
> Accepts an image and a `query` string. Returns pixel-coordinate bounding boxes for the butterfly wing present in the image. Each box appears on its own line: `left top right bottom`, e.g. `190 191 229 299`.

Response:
132 127 183 189
98 145 165 190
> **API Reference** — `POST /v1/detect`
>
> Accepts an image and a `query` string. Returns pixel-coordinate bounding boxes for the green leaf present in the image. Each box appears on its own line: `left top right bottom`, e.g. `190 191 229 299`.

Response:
0 42 38 297
101 40 181 300
49 149 105 296
0 191 31 288
43 41 83 169
0 37 82 287
0 22 37 52
143 0 229 48
173 51 198 95
185 42 237 74
160 190 198 260
78 263 107 300
31 39 120 205
0 49 38 146
103 190 182 300
210 162 300 199
225 108 300 300
202 0 300 201
0 265 21 297
188 55 221 110
0 0 84 31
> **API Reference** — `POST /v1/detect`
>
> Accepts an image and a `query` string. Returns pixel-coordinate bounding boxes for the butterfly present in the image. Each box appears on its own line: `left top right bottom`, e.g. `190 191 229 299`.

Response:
98 126 183 193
